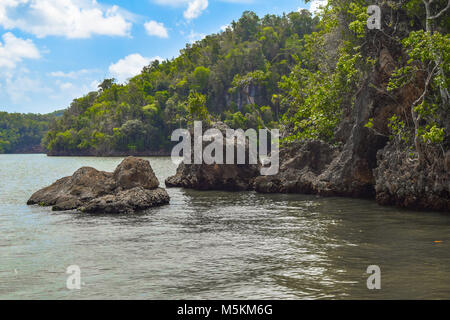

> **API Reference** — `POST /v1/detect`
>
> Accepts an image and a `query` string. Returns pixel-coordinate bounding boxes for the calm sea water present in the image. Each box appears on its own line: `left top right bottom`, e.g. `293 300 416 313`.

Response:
0 154 449 300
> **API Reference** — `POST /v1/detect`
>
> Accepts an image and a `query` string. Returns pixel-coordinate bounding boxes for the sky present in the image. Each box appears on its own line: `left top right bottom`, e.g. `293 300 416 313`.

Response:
0 0 325 114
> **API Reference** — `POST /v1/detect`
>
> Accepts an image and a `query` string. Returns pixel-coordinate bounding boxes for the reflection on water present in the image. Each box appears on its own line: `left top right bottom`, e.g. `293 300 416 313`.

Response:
0 154 449 299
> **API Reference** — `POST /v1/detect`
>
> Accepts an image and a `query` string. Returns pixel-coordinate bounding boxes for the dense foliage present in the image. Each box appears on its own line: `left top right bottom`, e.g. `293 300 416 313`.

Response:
279 1 372 142
0 111 62 153
280 0 448 162
44 10 319 154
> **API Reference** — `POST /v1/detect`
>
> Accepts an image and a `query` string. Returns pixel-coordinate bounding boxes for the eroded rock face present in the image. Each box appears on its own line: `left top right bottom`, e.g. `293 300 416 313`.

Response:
255 125 389 198
27 157 169 213
314 126 389 198
165 122 261 191
256 44 434 204
254 140 338 194
374 146 450 212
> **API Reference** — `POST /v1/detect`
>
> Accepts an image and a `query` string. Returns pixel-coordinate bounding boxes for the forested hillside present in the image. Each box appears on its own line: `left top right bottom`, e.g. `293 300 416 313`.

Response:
0 111 62 154
43 10 319 155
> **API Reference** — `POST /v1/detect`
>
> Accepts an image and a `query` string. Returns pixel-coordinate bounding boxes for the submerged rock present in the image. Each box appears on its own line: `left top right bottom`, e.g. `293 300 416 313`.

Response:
27 157 169 213
166 122 261 191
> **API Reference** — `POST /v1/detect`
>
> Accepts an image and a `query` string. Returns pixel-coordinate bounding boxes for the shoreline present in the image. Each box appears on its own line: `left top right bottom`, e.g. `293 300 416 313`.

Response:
3 153 447 213
49 151 171 157
1 153 173 157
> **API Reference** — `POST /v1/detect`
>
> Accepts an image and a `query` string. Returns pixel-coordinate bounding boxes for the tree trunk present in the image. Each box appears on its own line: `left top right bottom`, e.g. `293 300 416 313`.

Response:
423 0 450 105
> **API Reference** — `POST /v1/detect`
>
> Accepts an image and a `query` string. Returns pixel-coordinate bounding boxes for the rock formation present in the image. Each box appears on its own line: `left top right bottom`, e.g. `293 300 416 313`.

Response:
255 40 449 212
166 122 261 191
255 61 393 199
374 145 450 212
27 157 170 213
255 140 338 194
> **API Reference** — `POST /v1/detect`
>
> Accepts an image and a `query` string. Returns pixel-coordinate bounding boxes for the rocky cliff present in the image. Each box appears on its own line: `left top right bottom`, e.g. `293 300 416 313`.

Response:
254 3 449 212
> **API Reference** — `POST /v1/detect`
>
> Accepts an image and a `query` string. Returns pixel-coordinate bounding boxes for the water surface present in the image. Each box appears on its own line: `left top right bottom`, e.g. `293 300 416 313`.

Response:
0 154 449 299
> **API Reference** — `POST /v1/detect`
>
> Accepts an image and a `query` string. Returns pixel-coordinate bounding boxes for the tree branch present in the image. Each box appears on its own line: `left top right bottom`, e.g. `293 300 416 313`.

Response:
412 63 438 108
429 0 450 19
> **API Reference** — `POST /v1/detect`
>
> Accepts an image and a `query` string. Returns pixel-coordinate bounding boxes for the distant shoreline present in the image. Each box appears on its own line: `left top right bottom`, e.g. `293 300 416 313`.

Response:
2 151 172 157
46 150 172 157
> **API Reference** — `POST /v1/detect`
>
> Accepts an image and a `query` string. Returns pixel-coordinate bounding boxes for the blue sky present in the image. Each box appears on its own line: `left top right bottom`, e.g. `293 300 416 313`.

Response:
0 0 322 114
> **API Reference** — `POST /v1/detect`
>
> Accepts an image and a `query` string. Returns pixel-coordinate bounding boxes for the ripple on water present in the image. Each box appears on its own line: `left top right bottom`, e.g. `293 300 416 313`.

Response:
0 154 449 299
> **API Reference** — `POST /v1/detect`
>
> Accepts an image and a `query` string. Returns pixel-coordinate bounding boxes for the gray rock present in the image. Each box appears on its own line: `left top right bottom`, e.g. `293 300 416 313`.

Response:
27 167 115 208
374 145 449 212
27 157 169 213
113 156 159 190
166 122 261 191
255 140 338 194
80 187 170 214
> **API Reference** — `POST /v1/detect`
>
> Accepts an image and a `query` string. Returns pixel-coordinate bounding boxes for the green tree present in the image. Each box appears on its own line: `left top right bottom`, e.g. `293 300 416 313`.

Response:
186 91 210 124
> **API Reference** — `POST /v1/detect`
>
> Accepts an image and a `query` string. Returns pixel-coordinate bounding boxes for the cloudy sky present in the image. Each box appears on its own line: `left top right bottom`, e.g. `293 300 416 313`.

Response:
0 0 322 114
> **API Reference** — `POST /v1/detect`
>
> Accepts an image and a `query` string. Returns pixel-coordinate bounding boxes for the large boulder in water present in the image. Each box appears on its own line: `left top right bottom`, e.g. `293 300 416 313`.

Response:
166 161 260 191
27 157 169 213
165 122 261 191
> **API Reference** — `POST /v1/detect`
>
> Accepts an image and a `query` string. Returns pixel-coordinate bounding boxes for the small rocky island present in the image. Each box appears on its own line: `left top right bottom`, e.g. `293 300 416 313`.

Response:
166 122 261 191
27 157 170 213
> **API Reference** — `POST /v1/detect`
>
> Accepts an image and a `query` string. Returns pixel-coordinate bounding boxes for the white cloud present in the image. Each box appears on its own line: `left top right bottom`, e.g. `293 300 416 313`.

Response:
184 0 208 20
59 82 74 90
90 80 100 91
0 32 40 69
0 0 132 39
309 0 327 15
109 54 162 83
48 77 100 102
152 0 187 6
144 20 169 38
152 0 208 20
0 63 104 113
48 69 93 78
186 30 206 43
3 75 51 104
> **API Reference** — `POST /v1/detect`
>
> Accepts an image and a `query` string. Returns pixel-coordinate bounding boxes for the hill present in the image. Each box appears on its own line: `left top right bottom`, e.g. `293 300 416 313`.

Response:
43 10 318 156
0 111 63 154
